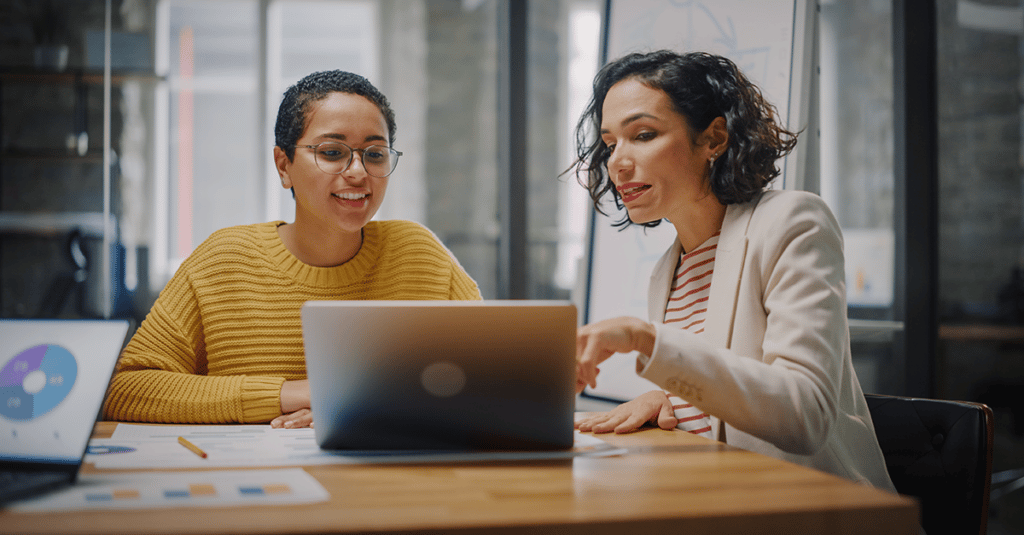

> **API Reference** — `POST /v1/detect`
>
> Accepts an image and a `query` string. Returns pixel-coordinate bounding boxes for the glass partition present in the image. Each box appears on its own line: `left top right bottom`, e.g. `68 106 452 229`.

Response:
818 0 902 395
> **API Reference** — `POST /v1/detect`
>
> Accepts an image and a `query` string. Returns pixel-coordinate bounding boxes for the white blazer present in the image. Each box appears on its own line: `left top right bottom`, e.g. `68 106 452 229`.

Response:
639 189 895 490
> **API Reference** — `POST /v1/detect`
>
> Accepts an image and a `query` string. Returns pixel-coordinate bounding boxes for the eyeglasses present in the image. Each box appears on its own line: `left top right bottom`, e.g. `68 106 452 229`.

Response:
293 141 403 178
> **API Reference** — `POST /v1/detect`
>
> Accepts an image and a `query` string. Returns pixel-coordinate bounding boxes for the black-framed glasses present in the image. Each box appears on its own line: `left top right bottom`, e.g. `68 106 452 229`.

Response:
293 141 403 178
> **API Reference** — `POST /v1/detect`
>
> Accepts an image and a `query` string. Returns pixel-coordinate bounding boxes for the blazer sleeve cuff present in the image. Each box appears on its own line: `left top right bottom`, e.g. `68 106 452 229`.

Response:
638 323 708 404
635 351 651 374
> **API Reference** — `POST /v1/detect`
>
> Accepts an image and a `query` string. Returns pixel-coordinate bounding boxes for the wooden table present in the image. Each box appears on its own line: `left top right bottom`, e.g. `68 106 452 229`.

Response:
1 421 918 535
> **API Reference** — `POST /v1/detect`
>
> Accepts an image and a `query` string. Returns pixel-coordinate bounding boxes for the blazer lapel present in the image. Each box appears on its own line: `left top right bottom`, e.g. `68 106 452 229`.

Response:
647 240 682 323
705 193 762 350
705 192 762 440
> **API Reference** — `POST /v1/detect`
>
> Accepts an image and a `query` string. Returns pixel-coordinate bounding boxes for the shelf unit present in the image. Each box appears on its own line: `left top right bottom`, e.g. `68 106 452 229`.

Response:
0 68 163 164
1 67 161 318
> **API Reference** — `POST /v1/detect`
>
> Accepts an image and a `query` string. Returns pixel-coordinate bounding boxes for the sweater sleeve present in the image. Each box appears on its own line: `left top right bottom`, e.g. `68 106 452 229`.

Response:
400 220 481 300
449 261 483 300
102 259 285 424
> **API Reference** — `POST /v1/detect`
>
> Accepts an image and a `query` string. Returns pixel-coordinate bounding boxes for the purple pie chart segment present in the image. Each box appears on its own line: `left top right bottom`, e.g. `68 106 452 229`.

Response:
0 344 78 420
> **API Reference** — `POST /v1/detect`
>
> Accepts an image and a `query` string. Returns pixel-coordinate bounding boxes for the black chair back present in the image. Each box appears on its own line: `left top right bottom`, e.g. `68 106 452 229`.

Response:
865 393 994 535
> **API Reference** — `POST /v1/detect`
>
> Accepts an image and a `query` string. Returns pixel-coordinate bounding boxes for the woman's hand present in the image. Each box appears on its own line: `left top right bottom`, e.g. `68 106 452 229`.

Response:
576 316 657 393
574 390 678 433
272 379 312 428
270 408 314 429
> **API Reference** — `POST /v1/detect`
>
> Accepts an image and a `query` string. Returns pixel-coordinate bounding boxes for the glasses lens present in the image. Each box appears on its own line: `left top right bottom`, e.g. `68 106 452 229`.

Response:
314 143 352 174
312 143 399 176
362 146 399 177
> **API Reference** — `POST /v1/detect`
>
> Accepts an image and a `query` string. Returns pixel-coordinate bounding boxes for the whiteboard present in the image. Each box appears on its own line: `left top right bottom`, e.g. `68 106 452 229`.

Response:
582 0 815 401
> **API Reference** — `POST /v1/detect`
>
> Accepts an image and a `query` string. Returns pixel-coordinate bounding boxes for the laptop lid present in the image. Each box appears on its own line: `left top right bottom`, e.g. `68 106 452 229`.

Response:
302 300 577 451
0 319 131 475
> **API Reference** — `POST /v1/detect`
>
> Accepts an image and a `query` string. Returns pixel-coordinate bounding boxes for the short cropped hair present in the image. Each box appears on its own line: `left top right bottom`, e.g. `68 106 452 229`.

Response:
274 70 397 161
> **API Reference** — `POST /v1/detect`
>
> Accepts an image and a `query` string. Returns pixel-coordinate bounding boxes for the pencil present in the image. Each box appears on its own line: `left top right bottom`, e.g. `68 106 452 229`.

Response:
177 436 208 459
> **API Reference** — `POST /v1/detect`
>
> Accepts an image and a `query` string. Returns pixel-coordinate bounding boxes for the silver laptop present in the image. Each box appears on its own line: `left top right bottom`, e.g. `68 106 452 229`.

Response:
302 300 577 451
0 319 131 506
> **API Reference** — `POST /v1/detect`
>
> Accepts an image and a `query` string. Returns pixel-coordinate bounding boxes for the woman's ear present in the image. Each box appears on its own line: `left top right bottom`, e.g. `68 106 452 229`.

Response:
273 146 293 189
702 116 729 159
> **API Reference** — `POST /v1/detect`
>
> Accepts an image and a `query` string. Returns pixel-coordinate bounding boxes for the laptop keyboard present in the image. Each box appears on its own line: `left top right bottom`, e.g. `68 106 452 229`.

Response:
0 470 71 504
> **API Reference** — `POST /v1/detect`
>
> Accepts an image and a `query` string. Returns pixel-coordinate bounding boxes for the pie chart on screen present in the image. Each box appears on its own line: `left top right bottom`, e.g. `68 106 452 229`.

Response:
0 344 78 421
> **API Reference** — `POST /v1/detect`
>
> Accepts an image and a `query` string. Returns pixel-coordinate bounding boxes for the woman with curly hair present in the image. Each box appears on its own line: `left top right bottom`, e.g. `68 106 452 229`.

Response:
572 50 895 490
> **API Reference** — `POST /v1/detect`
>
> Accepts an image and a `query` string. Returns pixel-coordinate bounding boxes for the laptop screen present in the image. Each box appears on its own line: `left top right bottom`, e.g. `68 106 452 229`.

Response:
0 320 130 464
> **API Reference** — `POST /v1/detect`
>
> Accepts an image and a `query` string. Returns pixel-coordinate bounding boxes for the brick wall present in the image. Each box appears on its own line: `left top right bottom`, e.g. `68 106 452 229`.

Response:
937 0 1023 318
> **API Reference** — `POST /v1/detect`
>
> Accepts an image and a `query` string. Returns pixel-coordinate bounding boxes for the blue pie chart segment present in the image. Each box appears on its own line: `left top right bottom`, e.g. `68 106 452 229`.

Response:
0 344 78 420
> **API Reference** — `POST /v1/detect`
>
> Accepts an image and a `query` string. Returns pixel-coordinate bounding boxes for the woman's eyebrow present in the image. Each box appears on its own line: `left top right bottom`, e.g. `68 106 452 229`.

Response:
600 112 658 134
317 133 388 143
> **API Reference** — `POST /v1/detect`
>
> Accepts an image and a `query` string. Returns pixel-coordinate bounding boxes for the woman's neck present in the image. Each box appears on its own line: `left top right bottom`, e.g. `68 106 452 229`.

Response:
277 221 363 267
669 195 726 254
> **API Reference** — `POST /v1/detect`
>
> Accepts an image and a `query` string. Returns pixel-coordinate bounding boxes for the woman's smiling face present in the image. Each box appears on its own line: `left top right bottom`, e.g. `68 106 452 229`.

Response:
600 77 712 225
279 91 391 234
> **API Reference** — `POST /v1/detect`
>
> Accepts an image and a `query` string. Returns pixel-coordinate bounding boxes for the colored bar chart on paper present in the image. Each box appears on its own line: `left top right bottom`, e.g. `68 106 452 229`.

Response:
10 468 328 512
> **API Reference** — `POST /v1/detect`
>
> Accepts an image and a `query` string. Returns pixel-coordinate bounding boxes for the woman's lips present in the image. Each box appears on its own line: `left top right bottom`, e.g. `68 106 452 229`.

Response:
332 192 369 207
333 192 368 200
617 183 651 203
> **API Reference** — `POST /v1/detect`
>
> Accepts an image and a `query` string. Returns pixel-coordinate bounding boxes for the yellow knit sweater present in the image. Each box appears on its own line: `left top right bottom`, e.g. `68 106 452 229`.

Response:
103 220 482 424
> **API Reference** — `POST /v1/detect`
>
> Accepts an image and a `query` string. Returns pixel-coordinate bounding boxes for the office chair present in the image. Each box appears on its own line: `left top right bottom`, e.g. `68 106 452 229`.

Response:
864 393 994 535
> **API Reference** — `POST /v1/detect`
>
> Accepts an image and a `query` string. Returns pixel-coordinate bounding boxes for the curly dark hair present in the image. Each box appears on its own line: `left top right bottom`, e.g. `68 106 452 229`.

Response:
274 70 397 161
572 50 798 228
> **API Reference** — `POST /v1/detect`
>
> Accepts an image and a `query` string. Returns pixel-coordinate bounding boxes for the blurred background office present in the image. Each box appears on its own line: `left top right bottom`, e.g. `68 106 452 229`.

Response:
0 0 1021 531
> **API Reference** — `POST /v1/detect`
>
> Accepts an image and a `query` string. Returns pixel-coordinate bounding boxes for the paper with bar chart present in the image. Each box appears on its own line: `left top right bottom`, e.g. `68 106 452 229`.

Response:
9 468 328 512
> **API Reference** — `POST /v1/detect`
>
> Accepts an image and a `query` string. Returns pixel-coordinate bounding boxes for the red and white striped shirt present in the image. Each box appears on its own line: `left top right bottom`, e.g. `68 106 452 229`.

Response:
663 232 719 438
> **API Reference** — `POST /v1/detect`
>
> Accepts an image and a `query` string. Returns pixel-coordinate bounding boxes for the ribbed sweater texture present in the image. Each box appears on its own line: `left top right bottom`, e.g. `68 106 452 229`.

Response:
103 220 482 424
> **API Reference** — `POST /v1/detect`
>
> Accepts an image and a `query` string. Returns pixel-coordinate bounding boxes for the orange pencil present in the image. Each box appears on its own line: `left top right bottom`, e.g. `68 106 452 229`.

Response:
177 436 208 459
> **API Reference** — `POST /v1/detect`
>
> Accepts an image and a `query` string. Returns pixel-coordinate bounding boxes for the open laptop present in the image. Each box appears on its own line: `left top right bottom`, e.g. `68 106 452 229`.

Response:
302 300 577 451
0 319 131 506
